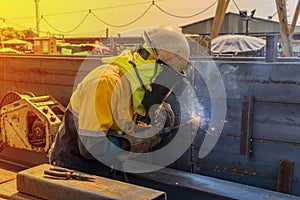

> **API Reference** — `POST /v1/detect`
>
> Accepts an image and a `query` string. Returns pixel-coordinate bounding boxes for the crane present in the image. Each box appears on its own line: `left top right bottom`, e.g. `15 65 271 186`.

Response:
210 0 230 39
290 0 300 35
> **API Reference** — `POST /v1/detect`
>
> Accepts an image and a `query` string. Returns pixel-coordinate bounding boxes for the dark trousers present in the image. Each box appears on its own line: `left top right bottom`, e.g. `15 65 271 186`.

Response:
48 108 113 178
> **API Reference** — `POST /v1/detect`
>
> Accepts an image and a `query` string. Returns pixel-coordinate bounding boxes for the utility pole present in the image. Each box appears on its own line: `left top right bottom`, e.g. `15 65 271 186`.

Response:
34 0 40 37
106 28 109 38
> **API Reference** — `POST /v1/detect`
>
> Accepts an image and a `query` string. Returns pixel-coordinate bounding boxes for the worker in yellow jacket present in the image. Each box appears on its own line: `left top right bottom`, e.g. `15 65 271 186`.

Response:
48 26 190 177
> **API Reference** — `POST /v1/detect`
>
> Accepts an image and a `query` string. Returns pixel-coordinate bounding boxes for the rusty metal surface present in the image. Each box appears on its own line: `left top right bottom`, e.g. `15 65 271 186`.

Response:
0 168 41 199
130 166 300 200
239 96 253 157
277 160 294 194
17 164 166 200
0 55 103 107
0 180 42 200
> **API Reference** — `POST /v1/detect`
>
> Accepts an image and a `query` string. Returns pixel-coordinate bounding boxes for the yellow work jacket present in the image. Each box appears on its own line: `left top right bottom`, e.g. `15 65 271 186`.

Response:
69 50 162 136
102 50 162 116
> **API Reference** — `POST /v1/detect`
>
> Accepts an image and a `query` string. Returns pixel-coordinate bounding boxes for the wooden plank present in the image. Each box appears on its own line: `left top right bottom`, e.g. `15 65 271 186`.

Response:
290 0 300 34
17 164 166 200
0 168 16 184
210 0 230 39
275 0 293 57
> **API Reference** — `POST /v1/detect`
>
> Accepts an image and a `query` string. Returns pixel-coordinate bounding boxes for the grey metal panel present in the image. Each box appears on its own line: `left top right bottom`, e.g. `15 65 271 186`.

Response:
216 62 300 103
221 100 242 136
187 58 300 197
252 101 300 143
194 134 300 195
125 160 300 200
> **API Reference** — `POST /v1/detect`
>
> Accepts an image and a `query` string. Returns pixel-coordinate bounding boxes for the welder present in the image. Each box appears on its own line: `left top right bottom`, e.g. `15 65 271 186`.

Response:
48 26 191 177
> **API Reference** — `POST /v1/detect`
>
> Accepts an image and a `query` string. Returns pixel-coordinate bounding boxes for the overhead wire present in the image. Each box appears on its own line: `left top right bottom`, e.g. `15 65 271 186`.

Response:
32 17 42 32
41 11 90 34
90 3 153 28
87 1 152 12
231 0 241 12
153 0 218 18
44 1 152 17
268 0 288 20
2 0 219 35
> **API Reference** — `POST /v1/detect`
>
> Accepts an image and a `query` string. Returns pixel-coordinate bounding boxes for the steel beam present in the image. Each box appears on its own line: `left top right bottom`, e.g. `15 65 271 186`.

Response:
128 164 300 200
17 164 166 200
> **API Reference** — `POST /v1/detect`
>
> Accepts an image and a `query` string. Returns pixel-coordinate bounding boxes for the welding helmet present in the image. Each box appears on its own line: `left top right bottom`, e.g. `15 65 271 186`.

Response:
140 27 191 121
142 26 190 72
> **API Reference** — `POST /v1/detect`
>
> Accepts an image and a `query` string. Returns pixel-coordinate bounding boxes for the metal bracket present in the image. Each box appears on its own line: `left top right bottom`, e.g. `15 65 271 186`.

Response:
239 96 254 157
276 160 294 194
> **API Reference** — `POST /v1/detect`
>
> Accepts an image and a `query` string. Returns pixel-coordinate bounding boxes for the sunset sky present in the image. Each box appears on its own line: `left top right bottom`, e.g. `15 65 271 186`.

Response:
0 0 299 37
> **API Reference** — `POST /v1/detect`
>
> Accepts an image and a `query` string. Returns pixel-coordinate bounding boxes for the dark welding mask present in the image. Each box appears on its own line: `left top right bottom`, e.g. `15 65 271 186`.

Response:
141 61 187 113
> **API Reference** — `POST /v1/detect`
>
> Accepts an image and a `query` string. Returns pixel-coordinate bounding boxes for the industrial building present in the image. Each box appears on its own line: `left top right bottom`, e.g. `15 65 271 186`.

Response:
180 12 300 35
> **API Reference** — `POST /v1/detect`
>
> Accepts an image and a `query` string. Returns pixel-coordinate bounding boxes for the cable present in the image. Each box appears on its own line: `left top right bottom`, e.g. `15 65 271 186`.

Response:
231 0 241 12
269 11 278 19
45 1 151 17
63 29 107 37
269 0 288 20
90 3 153 28
89 2 152 12
153 0 218 18
41 11 90 34
32 17 42 32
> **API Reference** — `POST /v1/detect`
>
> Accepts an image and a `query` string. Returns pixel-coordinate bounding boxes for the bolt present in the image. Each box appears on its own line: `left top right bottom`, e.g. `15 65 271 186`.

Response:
43 107 48 114
50 116 56 122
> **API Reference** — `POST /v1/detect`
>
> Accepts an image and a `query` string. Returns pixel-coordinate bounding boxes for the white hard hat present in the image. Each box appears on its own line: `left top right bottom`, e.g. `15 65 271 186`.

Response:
143 27 190 72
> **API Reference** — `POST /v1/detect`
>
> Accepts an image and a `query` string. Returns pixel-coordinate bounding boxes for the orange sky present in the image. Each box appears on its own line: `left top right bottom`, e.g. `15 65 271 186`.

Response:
0 0 299 37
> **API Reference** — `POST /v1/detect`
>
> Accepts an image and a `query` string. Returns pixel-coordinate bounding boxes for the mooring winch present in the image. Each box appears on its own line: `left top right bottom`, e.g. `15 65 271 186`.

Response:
0 91 65 153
